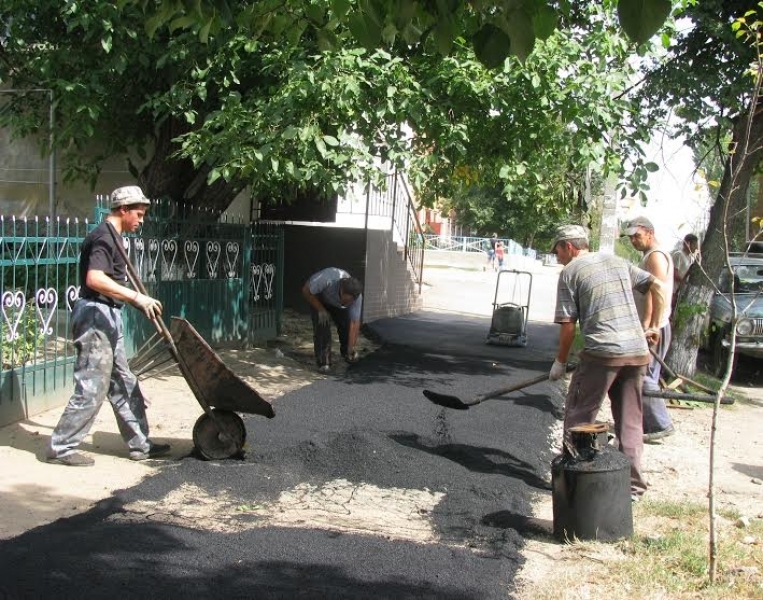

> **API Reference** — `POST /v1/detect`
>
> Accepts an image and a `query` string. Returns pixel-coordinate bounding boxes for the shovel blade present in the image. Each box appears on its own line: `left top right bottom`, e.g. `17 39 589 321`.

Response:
423 389 470 410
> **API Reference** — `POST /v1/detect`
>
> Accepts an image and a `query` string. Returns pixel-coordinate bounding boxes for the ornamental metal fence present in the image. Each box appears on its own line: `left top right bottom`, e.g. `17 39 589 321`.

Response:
1 200 284 427
422 234 537 259
0 215 85 424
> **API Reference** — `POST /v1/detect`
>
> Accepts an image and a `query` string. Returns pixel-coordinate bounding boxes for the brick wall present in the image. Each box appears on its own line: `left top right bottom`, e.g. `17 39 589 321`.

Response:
362 229 423 321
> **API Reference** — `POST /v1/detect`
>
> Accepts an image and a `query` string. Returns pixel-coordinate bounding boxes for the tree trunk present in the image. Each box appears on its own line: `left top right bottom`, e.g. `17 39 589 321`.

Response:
135 116 244 217
666 103 763 376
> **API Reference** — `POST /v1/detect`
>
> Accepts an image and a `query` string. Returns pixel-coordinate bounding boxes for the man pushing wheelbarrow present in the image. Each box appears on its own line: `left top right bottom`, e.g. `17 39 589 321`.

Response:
48 185 275 466
47 186 168 467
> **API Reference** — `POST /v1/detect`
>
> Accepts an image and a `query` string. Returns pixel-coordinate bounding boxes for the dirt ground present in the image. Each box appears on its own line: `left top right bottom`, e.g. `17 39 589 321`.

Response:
1 265 762 596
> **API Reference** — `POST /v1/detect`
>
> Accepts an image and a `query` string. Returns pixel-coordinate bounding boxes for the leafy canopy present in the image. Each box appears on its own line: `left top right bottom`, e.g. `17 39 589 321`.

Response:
128 0 675 66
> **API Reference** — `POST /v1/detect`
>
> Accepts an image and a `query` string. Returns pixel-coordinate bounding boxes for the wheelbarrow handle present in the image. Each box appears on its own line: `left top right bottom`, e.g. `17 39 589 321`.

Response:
106 223 175 348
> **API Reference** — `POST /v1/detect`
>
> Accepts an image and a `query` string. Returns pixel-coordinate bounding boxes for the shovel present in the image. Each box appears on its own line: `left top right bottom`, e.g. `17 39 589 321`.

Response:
423 363 576 410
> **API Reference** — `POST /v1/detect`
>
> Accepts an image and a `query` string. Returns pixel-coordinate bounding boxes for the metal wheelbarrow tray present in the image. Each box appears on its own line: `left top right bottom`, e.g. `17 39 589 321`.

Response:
130 317 275 460
109 225 274 461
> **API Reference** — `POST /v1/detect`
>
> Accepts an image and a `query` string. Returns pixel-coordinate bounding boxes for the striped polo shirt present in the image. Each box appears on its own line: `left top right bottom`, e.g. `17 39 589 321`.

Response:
554 252 654 365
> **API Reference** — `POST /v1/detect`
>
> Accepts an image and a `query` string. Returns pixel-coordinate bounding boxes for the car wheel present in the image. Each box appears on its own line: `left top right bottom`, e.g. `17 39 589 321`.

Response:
711 329 737 378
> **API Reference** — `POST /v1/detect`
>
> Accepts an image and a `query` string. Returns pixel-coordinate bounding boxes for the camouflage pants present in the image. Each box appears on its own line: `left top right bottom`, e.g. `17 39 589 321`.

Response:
48 299 151 458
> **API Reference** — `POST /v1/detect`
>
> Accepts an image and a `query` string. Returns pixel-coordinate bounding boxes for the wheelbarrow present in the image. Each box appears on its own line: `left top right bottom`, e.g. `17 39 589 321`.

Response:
112 229 275 460
129 317 275 459
485 269 532 347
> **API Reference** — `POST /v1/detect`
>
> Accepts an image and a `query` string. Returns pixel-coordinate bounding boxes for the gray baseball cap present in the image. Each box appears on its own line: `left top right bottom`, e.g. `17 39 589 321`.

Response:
622 216 654 236
110 186 150 208
550 224 589 251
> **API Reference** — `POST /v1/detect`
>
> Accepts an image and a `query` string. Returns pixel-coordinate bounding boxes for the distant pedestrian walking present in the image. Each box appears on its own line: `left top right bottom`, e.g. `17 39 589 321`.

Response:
495 241 506 270
485 233 498 271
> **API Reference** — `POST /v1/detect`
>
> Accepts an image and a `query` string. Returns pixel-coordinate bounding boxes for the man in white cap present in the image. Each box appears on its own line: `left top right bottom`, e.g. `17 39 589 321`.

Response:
47 186 169 466
549 224 667 500
623 216 675 442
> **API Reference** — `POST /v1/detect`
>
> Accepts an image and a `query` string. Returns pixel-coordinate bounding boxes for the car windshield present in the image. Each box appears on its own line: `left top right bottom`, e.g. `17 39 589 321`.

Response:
719 263 763 293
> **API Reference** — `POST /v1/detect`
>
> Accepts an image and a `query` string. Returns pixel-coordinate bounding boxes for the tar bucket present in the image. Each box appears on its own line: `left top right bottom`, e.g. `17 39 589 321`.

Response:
551 422 633 542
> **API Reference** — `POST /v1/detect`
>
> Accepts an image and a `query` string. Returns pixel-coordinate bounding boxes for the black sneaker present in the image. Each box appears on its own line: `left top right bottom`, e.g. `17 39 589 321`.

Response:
47 452 95 467
129 442 171 461
643 425 675 444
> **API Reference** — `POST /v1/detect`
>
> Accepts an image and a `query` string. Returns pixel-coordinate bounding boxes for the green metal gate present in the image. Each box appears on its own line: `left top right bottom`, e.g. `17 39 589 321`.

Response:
0 199 284 427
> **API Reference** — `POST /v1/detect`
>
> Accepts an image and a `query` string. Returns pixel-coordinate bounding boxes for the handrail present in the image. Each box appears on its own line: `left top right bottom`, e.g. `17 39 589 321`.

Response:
349 171 425 292
396 174 425 292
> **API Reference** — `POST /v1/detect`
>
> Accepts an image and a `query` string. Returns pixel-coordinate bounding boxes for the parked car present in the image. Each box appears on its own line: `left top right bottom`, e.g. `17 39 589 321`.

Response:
703 254 763 376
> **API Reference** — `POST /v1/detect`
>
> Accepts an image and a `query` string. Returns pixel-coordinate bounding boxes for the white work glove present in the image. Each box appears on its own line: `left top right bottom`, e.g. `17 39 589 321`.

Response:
345 349 359 363
132 292 163 320
549 359 567 381
317 309 331 326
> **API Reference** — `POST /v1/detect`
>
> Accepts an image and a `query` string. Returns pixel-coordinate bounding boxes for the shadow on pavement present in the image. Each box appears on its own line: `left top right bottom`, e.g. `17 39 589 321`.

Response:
0 516 502 599
389 433 551 492
481 510 554 539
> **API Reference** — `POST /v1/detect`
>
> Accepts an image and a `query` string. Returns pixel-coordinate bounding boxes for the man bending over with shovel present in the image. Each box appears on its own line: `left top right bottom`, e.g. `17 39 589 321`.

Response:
47 186 169 466
548 224 666 501
302 268 363 373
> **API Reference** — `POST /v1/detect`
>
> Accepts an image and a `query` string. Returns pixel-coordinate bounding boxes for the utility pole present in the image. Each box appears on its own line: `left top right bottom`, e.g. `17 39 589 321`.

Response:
598 172 619 254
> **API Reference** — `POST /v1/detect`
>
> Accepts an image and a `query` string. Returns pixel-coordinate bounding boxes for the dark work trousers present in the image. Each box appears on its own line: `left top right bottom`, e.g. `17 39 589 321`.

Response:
48 299 151 458
564 359 648 496
310 304 351 366
642 323 673 434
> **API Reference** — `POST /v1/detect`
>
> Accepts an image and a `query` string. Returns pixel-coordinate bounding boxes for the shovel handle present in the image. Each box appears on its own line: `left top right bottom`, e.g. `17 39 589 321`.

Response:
473 362 577 404
648 347 715 394
107 223 174 346
474 373 549 403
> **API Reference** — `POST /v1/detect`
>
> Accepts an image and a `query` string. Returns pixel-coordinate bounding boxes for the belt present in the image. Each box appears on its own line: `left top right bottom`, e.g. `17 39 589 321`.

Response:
80 296 123 309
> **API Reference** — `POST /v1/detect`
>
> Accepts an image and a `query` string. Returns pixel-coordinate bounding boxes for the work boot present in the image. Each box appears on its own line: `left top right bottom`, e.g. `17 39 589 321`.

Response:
47 452 95 467
129 442 171 461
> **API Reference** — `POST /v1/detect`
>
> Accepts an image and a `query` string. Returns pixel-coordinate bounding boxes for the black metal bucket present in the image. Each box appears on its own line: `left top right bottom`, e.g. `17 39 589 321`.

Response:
551 423 633 542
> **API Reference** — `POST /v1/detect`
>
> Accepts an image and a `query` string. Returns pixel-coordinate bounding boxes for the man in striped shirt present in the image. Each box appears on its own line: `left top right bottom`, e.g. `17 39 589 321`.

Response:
548 224 667 499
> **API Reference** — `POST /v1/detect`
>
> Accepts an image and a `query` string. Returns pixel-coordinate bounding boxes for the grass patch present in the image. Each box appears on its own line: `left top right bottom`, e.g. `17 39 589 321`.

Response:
519 499 763 599
626 500 762 597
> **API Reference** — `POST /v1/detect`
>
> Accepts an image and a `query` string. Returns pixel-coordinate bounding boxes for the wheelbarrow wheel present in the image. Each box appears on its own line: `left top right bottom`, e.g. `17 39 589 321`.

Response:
192 409 247 460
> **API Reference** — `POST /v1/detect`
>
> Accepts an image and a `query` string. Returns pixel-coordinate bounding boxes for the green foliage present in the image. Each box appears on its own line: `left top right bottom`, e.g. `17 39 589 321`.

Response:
429 5 652 247
635 0 759 151
673 300 708 332
618 0 673 45
614 236 642 264
125 0 673 66
0 0 671 217
0 299 43 369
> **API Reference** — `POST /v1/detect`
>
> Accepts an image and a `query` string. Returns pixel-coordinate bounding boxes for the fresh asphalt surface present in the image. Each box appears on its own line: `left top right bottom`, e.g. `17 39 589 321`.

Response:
0 310 564 599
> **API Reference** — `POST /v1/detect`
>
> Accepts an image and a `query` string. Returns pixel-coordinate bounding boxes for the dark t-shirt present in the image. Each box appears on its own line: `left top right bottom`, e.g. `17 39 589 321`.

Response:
79 221 127 308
